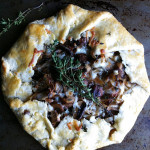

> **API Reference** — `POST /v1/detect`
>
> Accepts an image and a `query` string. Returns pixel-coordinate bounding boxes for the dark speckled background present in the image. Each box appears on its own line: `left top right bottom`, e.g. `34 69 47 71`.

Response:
0 0 150 150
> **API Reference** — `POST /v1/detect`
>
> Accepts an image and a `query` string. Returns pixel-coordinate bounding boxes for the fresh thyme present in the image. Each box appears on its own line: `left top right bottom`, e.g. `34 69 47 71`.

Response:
0 3 44 37
47 40 100 106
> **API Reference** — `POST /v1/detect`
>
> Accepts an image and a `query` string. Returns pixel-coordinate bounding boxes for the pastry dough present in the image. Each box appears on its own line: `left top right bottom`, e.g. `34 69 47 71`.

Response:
1 4 150 150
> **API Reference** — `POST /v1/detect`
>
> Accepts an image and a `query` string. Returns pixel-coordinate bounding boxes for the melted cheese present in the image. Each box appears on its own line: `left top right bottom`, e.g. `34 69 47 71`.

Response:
93 58 108 68
76 47 87 54
73 96 79 108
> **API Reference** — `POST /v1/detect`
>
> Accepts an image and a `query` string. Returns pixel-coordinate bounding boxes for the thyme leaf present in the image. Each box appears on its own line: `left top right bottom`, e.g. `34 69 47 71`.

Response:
0 3 44 37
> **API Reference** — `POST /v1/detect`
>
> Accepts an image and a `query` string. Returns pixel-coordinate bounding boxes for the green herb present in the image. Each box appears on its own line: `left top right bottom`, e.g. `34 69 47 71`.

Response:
0 3 44 37
47 40 101 106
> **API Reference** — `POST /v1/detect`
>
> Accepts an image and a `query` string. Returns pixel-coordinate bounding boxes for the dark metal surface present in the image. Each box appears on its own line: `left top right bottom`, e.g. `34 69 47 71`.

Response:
0 0 150 150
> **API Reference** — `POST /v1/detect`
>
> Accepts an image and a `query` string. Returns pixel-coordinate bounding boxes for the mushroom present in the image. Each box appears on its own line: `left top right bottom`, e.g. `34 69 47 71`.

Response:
76 101 86 120
63 103 74 109
101 98 114 105
117 62 125 79
45 98 54 103
93 85 104 99
61 96 75 104
44 74 54 88
85 64 91 73
107 102 119 115
104 87 120 98
58 43 74 56
47 111 60 127
51 103 64 113
54 82 63 93
31 91 48 100
76 54 87 63
79 37 87 47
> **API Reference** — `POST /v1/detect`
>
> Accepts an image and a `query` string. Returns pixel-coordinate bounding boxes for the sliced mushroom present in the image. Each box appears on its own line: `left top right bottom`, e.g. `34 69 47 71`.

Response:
101 98 114 105
31 91 48 100
76 102 86 120
45 98 54 103
34 74 54 92
54 82 63 93
107 102 119 112
63 103 74 109
51 103 64 113
61 96 75 104
76 54 87 63
79 37 87 47
34 78 48 92
58 43 74 56
117 62 125 79
47 111 60 127
44 74 54 88
105 87 120 98
85 64 91 73
93 85 104 99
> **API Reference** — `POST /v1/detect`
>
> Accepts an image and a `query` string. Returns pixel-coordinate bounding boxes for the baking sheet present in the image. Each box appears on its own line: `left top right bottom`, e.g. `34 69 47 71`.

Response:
0 0 150 150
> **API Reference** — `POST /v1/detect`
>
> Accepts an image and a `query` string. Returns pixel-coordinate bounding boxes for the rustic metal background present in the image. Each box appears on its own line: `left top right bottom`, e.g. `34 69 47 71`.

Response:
0 0 150 150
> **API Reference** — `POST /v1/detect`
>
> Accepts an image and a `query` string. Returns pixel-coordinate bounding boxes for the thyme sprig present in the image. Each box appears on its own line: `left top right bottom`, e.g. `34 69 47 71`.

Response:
47 40 100 106
0 3 44 37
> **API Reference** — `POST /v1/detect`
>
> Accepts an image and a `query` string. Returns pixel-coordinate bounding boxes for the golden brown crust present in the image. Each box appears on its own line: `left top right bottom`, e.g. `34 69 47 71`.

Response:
120 50 150 93
1 4 150 150
2 72 21 97
8 24 46 71
9 98 23 109
110 86 149 143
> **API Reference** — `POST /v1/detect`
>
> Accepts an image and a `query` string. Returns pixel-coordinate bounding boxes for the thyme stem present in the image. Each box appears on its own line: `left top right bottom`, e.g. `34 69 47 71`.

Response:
0 2 44 37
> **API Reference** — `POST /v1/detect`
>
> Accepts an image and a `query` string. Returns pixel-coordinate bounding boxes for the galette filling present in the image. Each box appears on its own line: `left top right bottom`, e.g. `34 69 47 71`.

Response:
31 31 135 128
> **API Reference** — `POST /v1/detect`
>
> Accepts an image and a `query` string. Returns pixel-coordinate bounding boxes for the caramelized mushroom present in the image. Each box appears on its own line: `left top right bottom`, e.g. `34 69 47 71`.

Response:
44 74 54 88
85 64 91 73
51 103 64 113
105 87 120 98
76 102 86 120
63 103 74 108
76 54 87 63
54 82 63 93
101 99 114 105
117 62 125 79
79 37 87 47
61 96 75 104
31 91 48 100
107 102 119 115
58 43 74 56
48 111 60 127
93 85 104 99
45 98 54 103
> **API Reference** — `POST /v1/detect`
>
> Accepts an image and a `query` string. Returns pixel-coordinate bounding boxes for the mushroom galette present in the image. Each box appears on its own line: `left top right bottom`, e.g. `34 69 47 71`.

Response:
2 4 150 150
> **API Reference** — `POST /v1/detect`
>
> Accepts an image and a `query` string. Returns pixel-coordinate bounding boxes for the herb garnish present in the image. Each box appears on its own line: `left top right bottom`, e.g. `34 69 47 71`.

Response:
0 3 44 37
47 40 101 106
